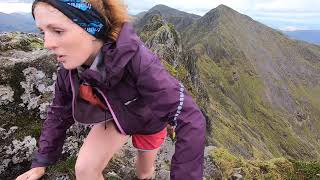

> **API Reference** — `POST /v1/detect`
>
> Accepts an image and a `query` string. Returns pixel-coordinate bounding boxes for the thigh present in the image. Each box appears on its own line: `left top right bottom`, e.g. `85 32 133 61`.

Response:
76 121 129 171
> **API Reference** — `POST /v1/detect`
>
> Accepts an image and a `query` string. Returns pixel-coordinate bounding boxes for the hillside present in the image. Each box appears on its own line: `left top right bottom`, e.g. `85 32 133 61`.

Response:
181 4 320 160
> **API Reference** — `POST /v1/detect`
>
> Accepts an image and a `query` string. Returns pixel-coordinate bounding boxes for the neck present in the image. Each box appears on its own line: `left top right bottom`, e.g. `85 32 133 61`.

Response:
84 40 104 66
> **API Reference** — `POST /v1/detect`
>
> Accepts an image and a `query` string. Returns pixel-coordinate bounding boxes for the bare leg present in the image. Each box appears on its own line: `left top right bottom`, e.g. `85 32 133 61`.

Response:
75 121 129 180
135 149 159 179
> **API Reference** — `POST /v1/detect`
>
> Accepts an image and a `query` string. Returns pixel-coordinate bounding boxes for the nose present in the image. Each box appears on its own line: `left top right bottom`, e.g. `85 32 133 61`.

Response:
43 33 57 50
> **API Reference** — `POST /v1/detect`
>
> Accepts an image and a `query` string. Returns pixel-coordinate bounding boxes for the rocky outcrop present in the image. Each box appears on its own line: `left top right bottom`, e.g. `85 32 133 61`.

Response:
137 13 182 67
135 13 209 111
134 4 200 33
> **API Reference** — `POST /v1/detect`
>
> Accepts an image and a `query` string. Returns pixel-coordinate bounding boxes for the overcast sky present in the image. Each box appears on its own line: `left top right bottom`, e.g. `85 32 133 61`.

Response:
0 0 319 31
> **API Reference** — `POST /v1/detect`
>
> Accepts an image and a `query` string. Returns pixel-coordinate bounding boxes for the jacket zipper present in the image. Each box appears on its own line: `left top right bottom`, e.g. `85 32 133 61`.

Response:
70 72 79 123
95 87 127 135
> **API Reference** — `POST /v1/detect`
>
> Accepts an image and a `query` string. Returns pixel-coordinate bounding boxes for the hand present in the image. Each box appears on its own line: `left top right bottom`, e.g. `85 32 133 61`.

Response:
167 124 176 142
16 167 46 180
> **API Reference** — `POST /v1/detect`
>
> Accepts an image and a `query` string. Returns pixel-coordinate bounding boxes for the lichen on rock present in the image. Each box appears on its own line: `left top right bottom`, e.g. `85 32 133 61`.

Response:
19 67 54 110
0 85 14 105
0 133 37 174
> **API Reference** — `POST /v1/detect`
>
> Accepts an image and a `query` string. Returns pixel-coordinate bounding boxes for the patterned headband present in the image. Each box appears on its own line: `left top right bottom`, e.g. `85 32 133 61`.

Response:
43 0 108 39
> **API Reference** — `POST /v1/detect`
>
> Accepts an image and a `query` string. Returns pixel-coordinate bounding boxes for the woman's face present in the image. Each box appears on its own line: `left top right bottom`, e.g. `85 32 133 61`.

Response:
33 2 103 69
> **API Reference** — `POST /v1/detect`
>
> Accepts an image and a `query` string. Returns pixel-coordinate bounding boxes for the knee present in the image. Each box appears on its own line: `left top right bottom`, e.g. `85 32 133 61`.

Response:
75 160 104 179
136 166 155 179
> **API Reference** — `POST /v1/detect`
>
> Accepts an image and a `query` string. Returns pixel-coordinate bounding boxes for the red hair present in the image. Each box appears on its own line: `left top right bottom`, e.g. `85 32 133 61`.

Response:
88 0 132 41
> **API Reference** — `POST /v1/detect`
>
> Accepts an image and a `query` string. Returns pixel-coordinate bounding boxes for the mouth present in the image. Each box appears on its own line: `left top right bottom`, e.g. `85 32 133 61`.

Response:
57 55 66 62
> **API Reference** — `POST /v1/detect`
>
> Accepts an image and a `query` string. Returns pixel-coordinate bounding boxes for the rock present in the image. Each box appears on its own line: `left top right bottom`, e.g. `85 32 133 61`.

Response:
157 169 170 180
204 146 223 179
0 32 43 52
296 111 307 121
231 173 243 180
55 174 71 180
0 126 18 140
231 168 244 180
137 14 182 67
1 135 37 174
20 67 47 110
39 102 50 119
105 171 121 179
0 85 14 105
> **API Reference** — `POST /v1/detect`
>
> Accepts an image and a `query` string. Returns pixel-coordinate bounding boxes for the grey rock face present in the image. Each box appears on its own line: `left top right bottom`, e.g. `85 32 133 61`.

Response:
1 134 37 174
137 13 182 67
0 85 14 105
20 67 53 110
0 32 42 52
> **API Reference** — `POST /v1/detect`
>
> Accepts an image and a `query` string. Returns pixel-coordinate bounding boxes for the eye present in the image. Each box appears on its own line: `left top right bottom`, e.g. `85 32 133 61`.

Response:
54 30 64 35
38 29 44 35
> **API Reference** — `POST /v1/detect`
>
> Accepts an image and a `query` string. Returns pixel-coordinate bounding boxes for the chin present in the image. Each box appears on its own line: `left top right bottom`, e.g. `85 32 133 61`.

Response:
61 63 77 70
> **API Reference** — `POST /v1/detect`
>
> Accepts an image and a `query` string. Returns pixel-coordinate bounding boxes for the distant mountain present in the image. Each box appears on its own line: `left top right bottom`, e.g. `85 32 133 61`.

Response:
133 11 147 20
284 30 320 45
0 12 37 32
134 4 200 32
137 4 320 161
182 4 320 160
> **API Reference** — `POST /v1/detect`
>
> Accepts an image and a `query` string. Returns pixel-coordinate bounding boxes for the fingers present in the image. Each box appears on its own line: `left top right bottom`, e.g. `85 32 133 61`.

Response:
16 171 31 180
28 173 41 180
16 168 45 180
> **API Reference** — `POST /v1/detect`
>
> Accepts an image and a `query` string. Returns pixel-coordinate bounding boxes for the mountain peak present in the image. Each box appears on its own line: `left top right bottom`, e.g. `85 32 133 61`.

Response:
140 4 200 32
216 4 234 11
152 4 171 9
149 4 200 18
210 4 241 17
195 4 252 31
149 4 178 13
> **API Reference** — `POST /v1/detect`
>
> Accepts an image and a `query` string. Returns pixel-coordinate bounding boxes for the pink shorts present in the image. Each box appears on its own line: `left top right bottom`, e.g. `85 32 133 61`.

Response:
132 128 167 151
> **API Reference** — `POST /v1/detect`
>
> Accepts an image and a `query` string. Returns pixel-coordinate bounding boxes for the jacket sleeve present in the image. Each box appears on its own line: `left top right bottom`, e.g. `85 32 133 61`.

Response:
134 45 206 180
31 67 74 168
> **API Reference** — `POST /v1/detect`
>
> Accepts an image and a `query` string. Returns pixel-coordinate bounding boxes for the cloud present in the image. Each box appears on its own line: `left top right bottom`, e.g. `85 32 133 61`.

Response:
253 0 320 13
0 2 32 13
280 26 310 31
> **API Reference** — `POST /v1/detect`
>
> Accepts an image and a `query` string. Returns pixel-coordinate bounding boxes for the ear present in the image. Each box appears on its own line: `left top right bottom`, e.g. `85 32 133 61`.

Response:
92 38 103 44
91 36 99 43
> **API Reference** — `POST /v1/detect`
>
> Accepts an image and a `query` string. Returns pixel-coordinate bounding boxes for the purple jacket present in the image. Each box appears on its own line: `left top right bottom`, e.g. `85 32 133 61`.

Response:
31 23 206 179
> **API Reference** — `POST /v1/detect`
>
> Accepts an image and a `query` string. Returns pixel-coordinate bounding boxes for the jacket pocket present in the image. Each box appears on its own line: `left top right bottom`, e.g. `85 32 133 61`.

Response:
125 98 153 120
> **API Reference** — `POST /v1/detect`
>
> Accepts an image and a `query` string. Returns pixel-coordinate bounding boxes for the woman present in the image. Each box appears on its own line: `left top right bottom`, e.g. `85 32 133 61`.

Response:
16 0 206 179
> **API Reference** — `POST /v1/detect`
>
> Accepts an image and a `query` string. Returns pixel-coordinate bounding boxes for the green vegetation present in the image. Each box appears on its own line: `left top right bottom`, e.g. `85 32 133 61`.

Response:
48 156 77 179
0 32 43 52
289 160 320 180
210 148 320 179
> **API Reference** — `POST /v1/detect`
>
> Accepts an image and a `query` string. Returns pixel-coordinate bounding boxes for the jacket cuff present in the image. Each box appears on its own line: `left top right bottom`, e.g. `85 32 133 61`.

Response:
31 161 50 168
31 151 56 168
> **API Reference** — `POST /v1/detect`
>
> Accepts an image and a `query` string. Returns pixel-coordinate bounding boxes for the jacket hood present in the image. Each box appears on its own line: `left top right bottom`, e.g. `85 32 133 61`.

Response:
78 22 140 89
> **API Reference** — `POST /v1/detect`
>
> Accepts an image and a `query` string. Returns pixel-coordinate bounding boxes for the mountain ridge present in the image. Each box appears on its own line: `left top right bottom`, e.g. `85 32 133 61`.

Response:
135 4 320 160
